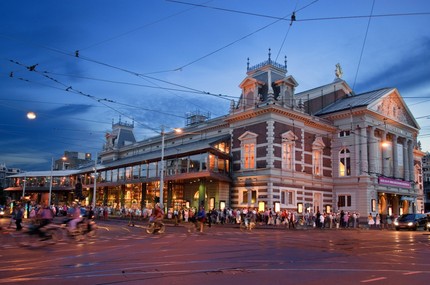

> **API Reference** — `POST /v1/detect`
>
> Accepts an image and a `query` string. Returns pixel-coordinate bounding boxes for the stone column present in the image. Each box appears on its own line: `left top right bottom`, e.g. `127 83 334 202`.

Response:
368 127 376 175
403 140 409 180
266 120 275 168
408 140 414 182
392 135 398 178
382 131 389 176
354 126 360 176
360 126 368 175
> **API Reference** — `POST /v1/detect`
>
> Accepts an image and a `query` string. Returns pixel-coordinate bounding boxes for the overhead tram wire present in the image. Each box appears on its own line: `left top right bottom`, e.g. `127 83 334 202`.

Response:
1 35 234 105
165 1 430 73
8 60 186 120
167 1 430 22
352 0 375 92
78 0 214 52
44 71 238 100
10 60 166 135
274 0 303 62
5 8 428 108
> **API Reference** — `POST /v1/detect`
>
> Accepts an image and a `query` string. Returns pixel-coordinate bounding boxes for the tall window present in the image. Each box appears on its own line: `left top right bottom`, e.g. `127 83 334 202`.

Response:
243 144 255 169
281 130 297 171
242 190 257 204
313 150 322 176
339 148 351 177
281 190 294 205
239 131 258 170
312 137 325 176
338 195 352 207
282 142 294 170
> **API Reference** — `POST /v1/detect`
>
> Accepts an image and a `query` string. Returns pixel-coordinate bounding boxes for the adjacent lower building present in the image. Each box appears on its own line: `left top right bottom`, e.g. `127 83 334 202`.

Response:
6 54 425 218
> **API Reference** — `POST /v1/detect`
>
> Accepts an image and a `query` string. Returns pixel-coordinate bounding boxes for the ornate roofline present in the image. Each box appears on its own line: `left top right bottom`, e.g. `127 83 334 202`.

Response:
225 105 336 132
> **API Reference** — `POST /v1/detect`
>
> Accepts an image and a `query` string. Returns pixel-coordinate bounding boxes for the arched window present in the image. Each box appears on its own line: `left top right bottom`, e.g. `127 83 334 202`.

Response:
339 148 351 177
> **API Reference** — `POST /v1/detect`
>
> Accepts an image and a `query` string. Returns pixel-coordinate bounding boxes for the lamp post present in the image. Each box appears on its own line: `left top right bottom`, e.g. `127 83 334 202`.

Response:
159 127 165 209
62 156 68 170
48 157 54 206
22 175 27 200
92 152 98 209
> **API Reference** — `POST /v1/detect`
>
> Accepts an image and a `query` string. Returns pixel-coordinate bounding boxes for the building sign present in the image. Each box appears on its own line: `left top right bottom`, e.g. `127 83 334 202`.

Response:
400 196 415 201
378 177 410 189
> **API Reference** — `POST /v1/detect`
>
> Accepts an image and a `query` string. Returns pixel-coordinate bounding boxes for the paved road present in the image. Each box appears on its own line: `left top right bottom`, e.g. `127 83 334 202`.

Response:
0 218 429 285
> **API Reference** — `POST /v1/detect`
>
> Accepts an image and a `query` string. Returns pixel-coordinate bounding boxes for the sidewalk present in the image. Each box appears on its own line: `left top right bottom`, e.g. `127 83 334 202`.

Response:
95 216 398 231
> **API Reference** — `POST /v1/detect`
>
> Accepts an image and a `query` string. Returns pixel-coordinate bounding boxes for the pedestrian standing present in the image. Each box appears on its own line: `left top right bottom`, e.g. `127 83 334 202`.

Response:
15 204 24 231
375 213 381 229
368 213 374 228
196 206 206 233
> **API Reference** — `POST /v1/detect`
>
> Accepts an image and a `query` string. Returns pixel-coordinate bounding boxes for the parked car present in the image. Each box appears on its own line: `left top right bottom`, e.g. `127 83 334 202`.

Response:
394 213 427 231
425 213 430 231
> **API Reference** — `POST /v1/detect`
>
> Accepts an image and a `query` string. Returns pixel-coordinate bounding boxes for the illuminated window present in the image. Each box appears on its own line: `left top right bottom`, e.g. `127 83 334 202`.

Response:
312 137 325 176
214 141 230 154
339 148 351 177
281 131 297 171
282 142 294 170
243 143 255 169
239 131 258 170
208 154 216 170
242 190 257 204
313 150 322 176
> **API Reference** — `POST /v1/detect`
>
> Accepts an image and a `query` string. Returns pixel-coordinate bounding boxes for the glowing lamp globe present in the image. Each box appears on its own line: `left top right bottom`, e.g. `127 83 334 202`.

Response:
27 112 36 120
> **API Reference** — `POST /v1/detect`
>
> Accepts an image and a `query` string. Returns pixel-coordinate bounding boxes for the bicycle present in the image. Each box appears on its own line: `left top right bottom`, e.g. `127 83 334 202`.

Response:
12 222 64 247
146 221 165 234
239 218 256 231
60 217 98 241
186 216 204 233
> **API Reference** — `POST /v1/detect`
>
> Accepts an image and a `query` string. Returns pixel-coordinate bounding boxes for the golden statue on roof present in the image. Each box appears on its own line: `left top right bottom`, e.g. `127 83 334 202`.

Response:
335 63 343 79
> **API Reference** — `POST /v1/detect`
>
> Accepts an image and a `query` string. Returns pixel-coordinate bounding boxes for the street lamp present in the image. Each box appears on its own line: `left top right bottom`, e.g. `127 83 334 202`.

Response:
22 175 27 200
62 156 68 170
92 152 98 209
159 127 165 209
48 155 67 206
48 157 54 206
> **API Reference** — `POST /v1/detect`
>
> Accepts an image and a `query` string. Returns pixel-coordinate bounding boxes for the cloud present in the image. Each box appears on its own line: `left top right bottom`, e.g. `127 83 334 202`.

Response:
355 37 430 94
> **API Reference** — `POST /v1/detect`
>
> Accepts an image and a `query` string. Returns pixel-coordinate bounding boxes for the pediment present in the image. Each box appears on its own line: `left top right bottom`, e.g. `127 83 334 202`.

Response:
368 89 419 128
275 75 299 88
282 130 298 142
238 131 258 141
312 137 325 149
239 77 264 89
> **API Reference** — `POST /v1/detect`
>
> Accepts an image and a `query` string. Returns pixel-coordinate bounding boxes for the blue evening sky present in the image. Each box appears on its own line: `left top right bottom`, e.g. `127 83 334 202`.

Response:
1 0 430 170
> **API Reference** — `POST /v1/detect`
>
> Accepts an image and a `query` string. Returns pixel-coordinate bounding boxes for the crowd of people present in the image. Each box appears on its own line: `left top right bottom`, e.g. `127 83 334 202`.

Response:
4 200 400 234
98 205 373 230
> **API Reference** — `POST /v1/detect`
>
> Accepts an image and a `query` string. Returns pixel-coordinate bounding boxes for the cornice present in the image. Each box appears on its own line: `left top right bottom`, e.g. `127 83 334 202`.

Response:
226 105 337 132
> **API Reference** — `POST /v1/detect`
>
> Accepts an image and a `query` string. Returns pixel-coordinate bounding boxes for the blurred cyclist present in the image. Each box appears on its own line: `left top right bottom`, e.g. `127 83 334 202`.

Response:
150 203 164 227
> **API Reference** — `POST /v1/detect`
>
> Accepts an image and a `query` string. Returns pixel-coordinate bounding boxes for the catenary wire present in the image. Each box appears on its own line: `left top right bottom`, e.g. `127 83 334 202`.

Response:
352 0 375 91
